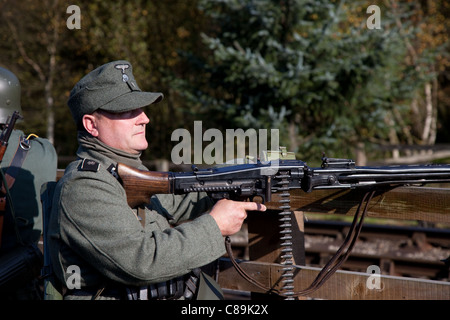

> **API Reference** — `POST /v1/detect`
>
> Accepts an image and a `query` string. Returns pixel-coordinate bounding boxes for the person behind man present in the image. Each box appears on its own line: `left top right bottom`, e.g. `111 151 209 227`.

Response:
0 67 57 299
47 60 266 300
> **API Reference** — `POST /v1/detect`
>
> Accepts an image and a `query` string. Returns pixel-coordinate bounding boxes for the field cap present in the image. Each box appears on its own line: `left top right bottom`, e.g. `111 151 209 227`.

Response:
67 60 163 126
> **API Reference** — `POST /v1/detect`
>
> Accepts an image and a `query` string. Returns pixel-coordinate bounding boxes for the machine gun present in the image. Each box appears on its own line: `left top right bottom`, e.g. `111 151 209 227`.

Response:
116 152 450 298
117 156 450 208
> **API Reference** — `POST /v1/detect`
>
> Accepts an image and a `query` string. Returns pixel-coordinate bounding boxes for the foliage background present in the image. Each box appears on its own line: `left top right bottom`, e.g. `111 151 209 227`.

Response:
0 0 449 167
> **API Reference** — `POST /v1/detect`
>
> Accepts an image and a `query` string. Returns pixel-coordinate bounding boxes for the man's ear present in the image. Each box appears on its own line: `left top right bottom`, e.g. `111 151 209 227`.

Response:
82 114 99 137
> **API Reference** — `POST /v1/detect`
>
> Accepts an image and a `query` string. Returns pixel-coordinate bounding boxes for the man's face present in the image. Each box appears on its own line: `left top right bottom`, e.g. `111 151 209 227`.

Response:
83 108 150 154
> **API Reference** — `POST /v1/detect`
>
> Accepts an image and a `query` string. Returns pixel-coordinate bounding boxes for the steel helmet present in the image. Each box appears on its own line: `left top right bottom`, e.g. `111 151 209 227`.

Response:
0 67 22 124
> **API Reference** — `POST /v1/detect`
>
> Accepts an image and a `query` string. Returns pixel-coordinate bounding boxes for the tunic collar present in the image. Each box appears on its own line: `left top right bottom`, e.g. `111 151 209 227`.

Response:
76 131 146 169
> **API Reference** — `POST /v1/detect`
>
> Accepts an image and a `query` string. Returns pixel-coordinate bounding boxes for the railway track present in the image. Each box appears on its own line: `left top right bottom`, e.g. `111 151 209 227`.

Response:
303 219 450 281
229 219 450 282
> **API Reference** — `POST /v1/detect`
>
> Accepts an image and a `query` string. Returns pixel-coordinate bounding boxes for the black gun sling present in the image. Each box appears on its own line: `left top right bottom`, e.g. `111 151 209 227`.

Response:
225 189 376 298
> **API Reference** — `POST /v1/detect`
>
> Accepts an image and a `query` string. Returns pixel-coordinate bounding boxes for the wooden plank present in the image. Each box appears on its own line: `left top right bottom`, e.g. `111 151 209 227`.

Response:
247 210 305 264
247 209 306 299
266 187 450 223
217 259 450 300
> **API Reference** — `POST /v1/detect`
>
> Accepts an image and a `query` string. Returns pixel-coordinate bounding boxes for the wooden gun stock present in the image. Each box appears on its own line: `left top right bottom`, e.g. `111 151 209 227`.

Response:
116 163 172 208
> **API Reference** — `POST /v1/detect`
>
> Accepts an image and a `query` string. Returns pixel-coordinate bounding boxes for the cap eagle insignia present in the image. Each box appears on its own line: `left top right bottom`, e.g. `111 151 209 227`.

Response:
114 63 130 82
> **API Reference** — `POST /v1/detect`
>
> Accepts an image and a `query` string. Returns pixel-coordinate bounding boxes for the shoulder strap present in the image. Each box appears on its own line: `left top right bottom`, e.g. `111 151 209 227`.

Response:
40 181 63 300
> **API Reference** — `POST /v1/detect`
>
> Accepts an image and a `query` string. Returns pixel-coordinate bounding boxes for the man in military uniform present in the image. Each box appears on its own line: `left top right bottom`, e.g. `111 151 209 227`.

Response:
0 67 57 299
48 60 266 300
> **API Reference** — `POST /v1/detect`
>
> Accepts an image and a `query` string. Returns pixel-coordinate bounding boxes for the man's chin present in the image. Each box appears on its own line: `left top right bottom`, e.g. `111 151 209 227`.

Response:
134 144 148 154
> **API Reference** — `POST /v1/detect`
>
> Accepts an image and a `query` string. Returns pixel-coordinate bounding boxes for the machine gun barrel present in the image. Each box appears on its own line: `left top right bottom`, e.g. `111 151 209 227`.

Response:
303 158 450 191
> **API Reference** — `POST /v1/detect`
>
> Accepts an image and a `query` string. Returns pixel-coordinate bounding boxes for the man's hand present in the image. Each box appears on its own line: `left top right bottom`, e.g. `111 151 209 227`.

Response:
209 199 266 236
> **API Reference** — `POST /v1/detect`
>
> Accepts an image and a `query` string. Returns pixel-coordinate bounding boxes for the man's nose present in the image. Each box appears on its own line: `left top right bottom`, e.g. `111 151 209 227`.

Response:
137 109 150 124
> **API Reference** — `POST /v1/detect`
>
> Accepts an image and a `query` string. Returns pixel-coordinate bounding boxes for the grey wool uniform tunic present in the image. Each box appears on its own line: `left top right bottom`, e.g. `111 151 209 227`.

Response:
48 132 226 294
